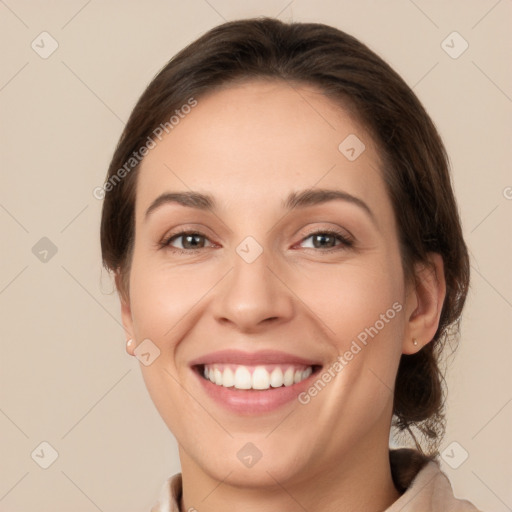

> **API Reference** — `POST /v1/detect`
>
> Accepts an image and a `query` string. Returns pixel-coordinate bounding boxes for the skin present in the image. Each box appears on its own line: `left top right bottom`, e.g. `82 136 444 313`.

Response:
119 79 446 512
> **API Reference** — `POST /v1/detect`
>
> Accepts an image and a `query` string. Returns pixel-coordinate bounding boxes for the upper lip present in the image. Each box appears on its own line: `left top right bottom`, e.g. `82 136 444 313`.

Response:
189 349 322 367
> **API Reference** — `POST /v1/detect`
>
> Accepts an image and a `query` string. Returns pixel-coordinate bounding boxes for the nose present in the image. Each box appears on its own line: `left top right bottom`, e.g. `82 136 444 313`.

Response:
211 244 295 333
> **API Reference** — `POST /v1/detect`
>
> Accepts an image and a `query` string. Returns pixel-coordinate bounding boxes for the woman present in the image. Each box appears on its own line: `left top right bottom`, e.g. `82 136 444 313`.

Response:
100 17 479 512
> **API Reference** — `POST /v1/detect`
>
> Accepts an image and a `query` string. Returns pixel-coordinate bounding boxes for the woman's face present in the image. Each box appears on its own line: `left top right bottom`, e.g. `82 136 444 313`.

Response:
121 80 415 487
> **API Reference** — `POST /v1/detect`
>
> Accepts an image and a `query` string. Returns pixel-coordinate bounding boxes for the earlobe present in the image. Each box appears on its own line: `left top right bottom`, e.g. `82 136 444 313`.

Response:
120 297 136 355
126 338 135 356
402 253 446 355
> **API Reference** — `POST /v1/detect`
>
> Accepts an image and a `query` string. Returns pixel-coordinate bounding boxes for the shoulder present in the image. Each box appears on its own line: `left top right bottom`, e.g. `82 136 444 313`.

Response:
388 449 482 512
150 473 182 512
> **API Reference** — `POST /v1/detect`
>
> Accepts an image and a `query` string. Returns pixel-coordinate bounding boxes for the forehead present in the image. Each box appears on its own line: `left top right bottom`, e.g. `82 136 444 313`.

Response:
135 79 388 219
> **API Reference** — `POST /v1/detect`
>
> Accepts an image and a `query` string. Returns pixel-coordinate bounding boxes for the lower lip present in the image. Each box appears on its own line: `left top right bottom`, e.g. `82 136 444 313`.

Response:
194 367 319 414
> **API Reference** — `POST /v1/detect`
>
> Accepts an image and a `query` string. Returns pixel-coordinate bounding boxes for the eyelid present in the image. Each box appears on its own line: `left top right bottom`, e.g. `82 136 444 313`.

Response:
298 225 354 244
159 223 215 244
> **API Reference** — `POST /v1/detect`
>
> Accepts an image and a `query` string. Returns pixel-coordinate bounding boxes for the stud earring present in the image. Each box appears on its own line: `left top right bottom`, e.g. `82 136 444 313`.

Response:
412 338 418 346
126 339 134 354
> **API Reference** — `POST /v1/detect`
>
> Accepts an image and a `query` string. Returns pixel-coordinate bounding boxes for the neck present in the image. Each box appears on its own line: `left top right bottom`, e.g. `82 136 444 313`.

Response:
179 441 401 512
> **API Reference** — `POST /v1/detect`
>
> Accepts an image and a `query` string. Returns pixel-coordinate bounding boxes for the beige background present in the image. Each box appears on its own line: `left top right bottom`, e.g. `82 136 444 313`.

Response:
1 0 511 510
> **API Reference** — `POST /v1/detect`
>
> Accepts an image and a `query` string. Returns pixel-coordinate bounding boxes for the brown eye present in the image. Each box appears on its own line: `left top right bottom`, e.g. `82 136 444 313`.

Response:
299 230 353 251
161 231 213 252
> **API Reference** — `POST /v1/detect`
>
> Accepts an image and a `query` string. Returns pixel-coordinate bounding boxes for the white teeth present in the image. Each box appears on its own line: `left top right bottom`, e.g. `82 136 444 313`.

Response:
252 366 270 390
270 367 284 388
222 367 234 387
283 367 295 386
214 367 223 385
202 364 314 390
234 366 252 389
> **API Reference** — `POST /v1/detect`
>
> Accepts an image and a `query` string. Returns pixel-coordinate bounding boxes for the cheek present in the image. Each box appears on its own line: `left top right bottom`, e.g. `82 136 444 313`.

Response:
128 252 216 344
295 256 405 398
294 258 403 340
295 265 404 446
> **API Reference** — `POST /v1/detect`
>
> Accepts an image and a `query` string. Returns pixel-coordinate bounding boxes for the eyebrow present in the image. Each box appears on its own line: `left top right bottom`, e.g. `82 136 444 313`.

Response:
144 188 376 225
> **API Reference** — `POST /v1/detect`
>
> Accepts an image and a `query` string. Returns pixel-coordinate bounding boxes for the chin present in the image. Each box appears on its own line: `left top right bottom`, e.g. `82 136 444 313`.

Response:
184 432 317 489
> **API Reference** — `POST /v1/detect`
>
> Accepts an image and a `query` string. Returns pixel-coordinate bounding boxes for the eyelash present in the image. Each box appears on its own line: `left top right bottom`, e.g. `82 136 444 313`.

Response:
159 229 354 255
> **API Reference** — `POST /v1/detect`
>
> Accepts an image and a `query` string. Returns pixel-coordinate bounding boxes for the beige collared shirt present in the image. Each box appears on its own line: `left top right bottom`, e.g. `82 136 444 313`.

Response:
150 450 482 511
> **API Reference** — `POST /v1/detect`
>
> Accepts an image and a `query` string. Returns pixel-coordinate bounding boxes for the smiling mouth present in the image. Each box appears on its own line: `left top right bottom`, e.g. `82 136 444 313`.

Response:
194 363 322 391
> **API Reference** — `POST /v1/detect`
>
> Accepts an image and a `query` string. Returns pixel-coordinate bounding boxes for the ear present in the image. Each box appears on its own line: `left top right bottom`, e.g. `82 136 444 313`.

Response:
402 252 446 355
115 272 136 356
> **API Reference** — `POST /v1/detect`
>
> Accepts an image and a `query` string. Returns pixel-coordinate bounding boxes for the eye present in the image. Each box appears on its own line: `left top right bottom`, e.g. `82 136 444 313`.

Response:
298 230 354 251
159 228 354 254
160 231 214 253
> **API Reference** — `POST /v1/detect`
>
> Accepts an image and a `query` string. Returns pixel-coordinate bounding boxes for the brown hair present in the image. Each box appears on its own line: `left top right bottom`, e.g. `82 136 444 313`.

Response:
100 17 470 456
